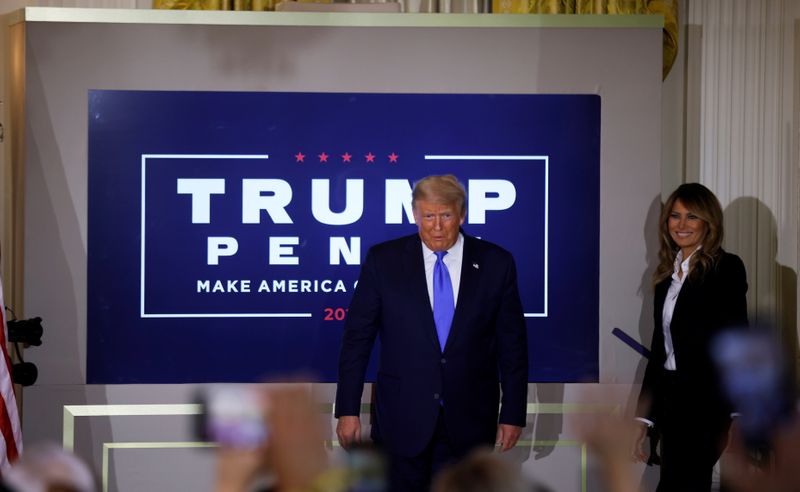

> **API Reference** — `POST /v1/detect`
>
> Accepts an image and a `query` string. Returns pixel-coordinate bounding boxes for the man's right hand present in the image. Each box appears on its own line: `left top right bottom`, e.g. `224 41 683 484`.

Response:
336 416 362 449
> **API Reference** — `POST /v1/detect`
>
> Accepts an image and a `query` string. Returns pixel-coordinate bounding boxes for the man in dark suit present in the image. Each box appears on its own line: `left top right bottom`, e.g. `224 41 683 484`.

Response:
335 175 528 491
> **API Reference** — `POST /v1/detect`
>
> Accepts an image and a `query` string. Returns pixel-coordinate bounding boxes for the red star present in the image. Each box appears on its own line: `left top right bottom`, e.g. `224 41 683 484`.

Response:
365 152 375 163
294 152 305 163
388 152 399 163
318 152 329 163
342 152 352 163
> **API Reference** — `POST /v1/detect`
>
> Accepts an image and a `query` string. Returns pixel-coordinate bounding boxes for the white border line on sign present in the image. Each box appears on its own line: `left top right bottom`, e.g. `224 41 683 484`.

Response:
139 153 546 319
140 153 311 319
423 155 549 318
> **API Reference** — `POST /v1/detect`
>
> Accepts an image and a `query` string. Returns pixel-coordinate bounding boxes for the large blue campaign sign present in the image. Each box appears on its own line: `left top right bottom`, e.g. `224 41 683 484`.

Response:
87 91 599 384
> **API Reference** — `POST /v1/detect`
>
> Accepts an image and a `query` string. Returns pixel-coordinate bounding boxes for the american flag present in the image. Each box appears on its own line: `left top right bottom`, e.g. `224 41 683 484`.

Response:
0 273 22 471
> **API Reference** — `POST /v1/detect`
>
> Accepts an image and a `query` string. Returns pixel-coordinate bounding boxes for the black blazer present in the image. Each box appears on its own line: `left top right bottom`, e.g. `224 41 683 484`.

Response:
637 251 748 427
335 233 528 457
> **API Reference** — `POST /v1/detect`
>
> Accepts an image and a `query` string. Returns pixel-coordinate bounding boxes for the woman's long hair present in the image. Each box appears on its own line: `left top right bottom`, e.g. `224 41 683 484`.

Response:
653 183 725 285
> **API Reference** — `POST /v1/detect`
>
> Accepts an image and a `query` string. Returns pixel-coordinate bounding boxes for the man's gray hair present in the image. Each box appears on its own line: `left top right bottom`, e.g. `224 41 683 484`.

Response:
412 175 466 216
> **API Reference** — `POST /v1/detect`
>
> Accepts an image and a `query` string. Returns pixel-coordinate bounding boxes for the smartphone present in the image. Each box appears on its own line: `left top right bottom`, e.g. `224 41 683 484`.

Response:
712 328 795 454
341 443 387 492
195 386 269 449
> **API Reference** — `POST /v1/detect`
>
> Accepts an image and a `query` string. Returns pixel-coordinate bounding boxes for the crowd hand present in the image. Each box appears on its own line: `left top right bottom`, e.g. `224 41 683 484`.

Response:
336 415 362 450
214 447 267 492
495 424 522 452
266 387 331 492
572 410 640 492
723 416 800 492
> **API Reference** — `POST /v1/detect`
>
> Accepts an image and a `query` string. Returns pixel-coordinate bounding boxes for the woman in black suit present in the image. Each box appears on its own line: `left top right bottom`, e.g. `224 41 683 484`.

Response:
634 183 748 491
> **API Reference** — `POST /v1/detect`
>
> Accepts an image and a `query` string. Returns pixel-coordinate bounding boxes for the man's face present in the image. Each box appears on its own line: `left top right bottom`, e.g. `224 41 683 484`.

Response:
413 199 465 252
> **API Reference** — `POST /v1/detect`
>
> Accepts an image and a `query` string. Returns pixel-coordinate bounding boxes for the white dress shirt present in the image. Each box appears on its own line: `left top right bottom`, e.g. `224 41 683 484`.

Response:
421 233 463 309
662 247 699 371
636 247 699 428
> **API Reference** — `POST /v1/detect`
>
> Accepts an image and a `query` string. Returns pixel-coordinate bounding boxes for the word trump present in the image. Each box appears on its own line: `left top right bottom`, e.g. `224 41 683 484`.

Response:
176 178 516 266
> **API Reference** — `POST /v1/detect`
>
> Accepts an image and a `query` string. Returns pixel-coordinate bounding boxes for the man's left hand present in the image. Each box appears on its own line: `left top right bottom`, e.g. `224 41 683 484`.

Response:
495 424 523 452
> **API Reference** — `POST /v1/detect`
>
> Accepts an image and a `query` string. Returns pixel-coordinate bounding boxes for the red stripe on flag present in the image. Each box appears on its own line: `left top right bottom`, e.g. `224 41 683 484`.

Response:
0 393 18 463
0 322 14 383
0 275 23 469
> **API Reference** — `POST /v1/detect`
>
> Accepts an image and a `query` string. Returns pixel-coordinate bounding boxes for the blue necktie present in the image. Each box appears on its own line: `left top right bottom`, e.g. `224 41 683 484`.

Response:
433 251 455 352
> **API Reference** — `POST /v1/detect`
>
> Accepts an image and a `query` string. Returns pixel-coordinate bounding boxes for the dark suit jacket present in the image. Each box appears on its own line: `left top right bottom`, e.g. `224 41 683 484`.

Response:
637 251 748 428
335 233 528 457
